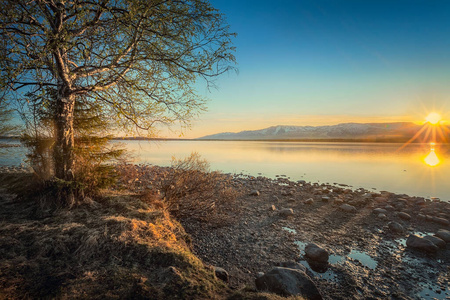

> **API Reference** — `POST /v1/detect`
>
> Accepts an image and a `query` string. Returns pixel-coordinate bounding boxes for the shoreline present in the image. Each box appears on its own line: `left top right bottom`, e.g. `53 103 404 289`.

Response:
1 140 450 202
4 137 450 144
115 164 450 299
1 165 449 299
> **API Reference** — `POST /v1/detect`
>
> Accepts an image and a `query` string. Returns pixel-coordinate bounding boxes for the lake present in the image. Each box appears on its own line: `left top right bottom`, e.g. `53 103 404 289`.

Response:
121 140 450 201
1 139 449 201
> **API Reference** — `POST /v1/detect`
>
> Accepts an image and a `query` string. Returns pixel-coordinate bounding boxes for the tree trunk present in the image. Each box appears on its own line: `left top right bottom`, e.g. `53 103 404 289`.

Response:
54 87 75 181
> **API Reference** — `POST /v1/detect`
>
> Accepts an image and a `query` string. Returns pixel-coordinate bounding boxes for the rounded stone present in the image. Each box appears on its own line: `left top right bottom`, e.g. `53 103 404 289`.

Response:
305 243 329 263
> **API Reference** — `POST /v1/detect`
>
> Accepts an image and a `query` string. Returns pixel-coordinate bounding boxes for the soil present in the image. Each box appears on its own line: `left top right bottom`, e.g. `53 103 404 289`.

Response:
178 174 450 300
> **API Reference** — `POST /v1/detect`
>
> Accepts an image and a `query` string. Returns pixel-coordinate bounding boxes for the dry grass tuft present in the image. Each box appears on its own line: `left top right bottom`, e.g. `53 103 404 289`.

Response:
158 153 240 223
115 153 241 225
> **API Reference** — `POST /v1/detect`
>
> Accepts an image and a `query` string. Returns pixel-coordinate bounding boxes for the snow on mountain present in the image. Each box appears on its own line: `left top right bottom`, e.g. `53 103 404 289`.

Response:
199 122 423 140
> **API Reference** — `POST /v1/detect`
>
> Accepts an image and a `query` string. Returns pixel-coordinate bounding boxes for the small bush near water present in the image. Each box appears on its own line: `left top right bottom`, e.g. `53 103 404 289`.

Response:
116 153 240 223
160 153 239 221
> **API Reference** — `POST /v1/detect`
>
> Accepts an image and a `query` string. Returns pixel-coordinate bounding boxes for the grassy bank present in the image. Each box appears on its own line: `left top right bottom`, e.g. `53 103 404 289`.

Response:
0 172 305 300
0 172 226 299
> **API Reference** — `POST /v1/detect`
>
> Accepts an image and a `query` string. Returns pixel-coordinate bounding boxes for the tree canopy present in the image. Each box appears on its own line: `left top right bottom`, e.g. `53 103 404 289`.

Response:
0 0 236 184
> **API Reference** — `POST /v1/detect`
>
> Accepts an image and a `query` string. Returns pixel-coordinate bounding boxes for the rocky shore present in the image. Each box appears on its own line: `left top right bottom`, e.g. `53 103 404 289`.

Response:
183 172 449 299
119 164 449 300
1 165 449 299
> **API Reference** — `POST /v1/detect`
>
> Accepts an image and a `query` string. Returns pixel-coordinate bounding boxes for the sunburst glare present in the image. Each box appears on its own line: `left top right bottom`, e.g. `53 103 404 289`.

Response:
425 112 441 125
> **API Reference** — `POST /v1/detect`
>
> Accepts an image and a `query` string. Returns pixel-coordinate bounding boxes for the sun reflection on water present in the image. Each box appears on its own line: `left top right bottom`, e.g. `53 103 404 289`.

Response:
424 143 440 167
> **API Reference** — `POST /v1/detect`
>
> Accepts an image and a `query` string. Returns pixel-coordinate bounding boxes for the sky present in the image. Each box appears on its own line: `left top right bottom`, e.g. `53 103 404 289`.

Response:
168 0 450 138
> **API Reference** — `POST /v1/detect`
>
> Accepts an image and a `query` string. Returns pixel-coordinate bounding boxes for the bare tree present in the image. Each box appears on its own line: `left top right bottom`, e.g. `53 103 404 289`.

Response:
0 0 235 187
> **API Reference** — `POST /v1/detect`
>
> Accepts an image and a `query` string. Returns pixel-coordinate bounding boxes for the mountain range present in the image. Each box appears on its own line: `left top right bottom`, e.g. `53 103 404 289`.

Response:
199 122 431 141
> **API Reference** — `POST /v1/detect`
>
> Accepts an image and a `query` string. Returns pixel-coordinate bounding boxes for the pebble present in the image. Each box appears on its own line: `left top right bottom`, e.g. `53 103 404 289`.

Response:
305 198 314 205
397 212 411 221
321 196 330 202
387 221 405 234
373 208 388 215
432 217 449 226
334 199 343 205
435 229 450 243
279 208 294 217
375 197 387 203
214 266 229 282
250 190 260 196
305 243 329 263
377 213 387 220
339 204 356 213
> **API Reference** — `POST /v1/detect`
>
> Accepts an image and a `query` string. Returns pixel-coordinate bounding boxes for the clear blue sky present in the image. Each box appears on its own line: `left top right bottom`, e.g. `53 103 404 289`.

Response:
178 0 450 138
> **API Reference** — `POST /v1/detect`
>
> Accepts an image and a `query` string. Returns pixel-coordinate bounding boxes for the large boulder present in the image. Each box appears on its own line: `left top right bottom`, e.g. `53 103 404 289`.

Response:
305 243 329 263
255 267 322 299
275 261 307 272
406 235 439 253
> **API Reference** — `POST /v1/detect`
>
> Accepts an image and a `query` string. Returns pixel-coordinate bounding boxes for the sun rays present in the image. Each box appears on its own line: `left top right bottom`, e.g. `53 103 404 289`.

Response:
397 111 448 167
425 112 442 125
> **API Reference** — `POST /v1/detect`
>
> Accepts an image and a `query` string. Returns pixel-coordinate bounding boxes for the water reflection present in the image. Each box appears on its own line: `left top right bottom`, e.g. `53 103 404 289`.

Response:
424 143 440 167
3 139 449 200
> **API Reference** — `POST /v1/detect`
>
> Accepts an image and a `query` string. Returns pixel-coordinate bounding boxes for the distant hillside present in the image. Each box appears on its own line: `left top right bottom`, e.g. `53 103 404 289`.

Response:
199 122 429 141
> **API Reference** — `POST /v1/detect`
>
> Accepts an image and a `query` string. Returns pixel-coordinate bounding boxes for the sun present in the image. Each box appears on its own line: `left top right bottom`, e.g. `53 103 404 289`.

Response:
425 112 441 125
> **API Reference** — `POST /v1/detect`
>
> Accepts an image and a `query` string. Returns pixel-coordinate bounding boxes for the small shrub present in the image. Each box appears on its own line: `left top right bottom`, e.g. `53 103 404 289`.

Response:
21 135 55 181
114 162 142 190
157 153 239 222
73 137 126 197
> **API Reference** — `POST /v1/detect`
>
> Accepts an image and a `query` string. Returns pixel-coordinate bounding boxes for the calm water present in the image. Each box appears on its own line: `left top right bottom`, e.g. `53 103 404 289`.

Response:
1 139 449 201
122 140 450 201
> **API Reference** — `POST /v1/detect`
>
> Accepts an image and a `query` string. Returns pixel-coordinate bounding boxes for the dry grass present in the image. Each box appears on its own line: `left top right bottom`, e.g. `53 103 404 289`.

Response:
0 176 226 299
115 154 240 225
0 172 306 299
158 153 240 222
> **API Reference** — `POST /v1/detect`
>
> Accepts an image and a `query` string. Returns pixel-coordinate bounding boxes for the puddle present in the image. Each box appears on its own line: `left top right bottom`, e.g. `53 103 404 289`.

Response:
413 231 428 237
329 254 344 264
348 250 377 270
417 284 449 299
299 260 339 282
282 227 297 234
295 241 377 272
395 238 407 247
294 241 307 255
